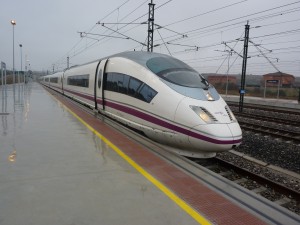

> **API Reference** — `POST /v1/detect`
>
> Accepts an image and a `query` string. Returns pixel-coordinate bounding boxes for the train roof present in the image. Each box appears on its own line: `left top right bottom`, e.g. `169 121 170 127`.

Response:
111 51 170 66
111 51 196 74
62 51 195 74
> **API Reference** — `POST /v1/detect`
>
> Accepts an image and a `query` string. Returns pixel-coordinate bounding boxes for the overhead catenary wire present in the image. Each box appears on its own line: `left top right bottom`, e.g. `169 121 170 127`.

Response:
63 1 296 55
49 0 300 76
51 0 167 71
214 31 245 73
258 39 300 46
163 0 248 27
51 0 175 71
155 1 300 45
156 28 172 55
50 0 131 71
168 8 300 46
100 23 147 46
51 0 254 70
79 32 131 40
249 39 281 72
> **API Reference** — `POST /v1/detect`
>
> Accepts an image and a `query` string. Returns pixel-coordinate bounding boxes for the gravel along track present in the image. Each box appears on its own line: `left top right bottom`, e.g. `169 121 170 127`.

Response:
216 127 300 214
217 151 300 193
233 130 300 174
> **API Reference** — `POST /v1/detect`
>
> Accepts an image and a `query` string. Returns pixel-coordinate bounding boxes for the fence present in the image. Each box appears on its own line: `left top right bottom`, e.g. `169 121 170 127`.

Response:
214 83 299 101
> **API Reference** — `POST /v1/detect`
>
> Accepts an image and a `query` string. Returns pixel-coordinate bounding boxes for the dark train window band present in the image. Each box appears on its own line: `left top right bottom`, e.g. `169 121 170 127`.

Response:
105 72 157 103
67 74 90 88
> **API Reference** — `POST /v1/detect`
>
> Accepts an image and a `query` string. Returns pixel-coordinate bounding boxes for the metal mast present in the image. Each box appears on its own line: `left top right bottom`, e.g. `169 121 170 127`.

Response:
147 0 155 52
239 21 250 113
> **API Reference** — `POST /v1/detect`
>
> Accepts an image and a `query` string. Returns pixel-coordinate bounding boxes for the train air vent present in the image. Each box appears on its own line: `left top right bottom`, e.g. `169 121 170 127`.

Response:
225 105 237 122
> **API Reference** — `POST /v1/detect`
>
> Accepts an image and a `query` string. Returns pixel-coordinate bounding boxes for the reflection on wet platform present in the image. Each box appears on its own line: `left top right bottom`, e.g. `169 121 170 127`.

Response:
0 82 199 225
1 83 31 161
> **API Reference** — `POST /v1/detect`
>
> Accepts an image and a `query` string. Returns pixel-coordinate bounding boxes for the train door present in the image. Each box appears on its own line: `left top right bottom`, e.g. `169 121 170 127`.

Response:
94 60 101 110
95 59 109 112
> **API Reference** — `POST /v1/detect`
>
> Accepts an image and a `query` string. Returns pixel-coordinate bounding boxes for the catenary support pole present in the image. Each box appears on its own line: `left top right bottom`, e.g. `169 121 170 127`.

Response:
147 0 155 52
239 21 250 113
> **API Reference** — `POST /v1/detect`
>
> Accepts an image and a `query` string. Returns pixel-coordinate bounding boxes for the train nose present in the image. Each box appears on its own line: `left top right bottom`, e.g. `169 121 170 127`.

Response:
188 122 242 152
226 122 243 142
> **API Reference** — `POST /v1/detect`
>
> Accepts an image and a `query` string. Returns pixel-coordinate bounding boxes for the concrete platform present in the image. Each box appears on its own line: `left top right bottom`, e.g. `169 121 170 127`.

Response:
0 83 200 225
4 83 297 225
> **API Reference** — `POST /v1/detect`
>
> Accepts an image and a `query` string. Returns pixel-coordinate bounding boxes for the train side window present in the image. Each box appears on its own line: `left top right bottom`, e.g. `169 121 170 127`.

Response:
67 74 89 87
113 73 124 93
105 72 156 103
111 73 118 92
106 73 121 92
121 75 130 94
106 73 113 91
137 84 157 103
128 77 142 97
50 77 58 83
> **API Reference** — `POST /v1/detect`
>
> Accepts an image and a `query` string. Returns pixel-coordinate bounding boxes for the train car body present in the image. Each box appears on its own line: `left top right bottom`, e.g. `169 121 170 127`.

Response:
46 72 64 93
41 51 242 158
63 62 98 108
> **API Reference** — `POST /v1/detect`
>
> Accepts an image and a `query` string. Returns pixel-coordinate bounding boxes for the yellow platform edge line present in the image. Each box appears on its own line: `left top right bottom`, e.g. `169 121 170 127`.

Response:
54 96 212 225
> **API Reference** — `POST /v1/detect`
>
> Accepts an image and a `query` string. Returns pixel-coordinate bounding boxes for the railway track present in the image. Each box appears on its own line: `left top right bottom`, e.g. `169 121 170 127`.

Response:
227 102 300 143
228 102 300 116
234 111 300 127
237 120 300 144
192 155 300 215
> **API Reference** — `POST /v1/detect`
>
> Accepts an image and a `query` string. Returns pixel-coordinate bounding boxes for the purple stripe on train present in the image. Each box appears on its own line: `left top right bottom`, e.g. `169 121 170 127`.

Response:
105 101 241 145
62 88 241 145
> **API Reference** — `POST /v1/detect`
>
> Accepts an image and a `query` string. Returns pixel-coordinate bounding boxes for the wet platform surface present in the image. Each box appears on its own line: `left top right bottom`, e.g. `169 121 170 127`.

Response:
4 83 297 225
0 83 200 225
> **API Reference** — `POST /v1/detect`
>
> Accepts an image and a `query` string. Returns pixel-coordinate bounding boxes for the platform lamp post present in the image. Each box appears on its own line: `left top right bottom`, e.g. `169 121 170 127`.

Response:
19 44 23 83
11 20 16 84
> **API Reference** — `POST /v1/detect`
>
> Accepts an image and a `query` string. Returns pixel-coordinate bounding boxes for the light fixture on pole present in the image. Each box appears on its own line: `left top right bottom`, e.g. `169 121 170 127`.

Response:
11 20 16 84
19 44 23 83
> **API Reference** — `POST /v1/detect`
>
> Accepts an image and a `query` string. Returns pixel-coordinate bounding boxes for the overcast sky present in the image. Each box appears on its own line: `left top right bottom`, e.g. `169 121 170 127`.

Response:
1 0 300 76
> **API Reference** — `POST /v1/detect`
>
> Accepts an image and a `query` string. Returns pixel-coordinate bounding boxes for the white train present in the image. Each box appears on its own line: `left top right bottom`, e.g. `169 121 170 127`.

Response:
40 51 242 158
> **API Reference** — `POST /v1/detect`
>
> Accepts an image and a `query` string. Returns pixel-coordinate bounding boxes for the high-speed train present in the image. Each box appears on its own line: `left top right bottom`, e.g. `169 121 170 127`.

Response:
40 51 242 158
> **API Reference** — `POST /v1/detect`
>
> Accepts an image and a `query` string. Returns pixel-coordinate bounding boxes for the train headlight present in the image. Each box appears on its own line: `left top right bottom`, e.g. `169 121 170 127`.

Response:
190 106 217 123
206 91 214 101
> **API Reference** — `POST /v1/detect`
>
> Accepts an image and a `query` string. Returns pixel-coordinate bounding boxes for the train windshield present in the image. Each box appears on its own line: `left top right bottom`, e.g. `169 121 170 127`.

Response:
146 55 219 101
146 57 209 89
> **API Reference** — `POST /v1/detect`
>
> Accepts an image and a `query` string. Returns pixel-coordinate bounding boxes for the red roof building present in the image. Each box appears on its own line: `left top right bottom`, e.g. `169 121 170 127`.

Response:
262 72 295 87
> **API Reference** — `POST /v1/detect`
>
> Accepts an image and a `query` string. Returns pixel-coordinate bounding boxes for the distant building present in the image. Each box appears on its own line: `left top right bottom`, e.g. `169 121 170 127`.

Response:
206 75 237 85
262 72 295 87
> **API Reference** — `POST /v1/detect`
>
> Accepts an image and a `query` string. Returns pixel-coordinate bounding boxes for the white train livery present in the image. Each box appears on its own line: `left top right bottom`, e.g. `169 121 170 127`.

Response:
41 51 242 158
